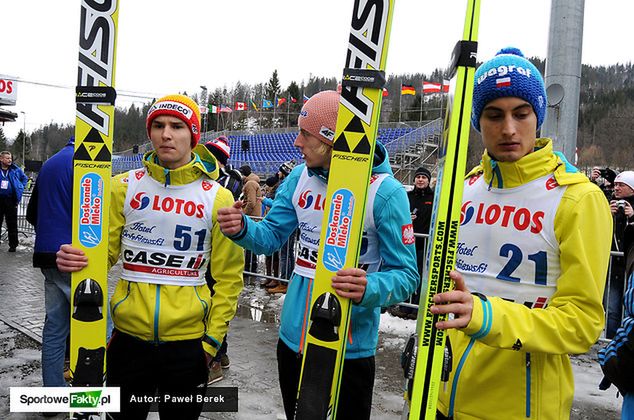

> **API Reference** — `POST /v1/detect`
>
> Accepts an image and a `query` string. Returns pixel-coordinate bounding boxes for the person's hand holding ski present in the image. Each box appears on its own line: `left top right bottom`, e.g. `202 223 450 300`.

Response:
331 267 367 303
56 244 88 272
429 270 474 329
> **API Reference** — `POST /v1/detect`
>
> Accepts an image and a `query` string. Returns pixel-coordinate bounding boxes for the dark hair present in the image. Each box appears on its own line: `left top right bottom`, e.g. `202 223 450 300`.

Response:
239 165 252 177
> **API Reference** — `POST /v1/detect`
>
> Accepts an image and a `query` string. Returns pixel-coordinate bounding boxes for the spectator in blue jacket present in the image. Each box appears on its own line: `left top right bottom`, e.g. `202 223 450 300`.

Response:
0 150 28 252
26 139 74 387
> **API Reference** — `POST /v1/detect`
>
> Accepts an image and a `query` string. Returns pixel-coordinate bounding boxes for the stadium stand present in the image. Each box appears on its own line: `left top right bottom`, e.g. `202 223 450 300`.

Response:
112 120 443 179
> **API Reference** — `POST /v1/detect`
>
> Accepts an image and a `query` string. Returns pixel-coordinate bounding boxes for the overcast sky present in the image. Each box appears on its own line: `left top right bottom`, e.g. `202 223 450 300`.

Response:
2 0 633 141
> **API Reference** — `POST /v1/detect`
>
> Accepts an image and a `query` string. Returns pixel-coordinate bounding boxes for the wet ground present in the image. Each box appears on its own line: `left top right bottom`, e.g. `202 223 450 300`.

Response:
0 241 623 419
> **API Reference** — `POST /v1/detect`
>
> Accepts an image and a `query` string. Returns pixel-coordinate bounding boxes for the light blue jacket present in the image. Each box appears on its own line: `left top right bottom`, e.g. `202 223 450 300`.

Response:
229 143 418 358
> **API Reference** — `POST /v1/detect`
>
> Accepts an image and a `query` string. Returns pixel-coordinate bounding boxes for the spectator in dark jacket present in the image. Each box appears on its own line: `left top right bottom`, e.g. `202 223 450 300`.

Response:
599 222 634 418
26 139 74 387
200 136 244 384
204 136 243 201
390 167 434 319
605 171 634 338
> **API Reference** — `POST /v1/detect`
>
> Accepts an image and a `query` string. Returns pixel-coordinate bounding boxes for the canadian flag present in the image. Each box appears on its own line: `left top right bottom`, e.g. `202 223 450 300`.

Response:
235 101 247 111
422 82 441 94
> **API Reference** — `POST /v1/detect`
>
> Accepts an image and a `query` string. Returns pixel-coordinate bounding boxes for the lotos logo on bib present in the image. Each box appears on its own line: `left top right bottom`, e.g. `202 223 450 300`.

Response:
460 200 475 225
130 194 205 218
323 189 354 272
298 190 326 211
460 200 544 234
130 192 151 210
78 173 104 248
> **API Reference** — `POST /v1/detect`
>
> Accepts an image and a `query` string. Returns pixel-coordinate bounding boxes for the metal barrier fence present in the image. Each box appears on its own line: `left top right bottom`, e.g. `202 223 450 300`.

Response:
5 205 624 337
243 229 625 337
0 191 34 243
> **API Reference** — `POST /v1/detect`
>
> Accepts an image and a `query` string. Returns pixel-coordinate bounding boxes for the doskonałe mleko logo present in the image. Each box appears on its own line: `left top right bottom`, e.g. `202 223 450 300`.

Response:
10 387 120 413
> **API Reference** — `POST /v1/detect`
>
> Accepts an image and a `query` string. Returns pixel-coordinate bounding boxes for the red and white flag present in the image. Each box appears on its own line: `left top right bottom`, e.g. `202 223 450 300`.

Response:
235 101 247 111
442 79 450 93
496 77 511 88
422 82 441 94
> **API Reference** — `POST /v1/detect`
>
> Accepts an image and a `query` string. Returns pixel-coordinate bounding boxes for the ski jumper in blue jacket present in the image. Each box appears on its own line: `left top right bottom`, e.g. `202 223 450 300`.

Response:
230 144 418 358
220 90 418 420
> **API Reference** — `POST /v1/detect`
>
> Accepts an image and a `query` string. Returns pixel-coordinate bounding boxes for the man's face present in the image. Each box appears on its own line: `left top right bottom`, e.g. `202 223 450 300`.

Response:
149 115 193 169
0 153 12 167
479 97 537 162
414 174 429 189
294 129 331 169
614 182 634 199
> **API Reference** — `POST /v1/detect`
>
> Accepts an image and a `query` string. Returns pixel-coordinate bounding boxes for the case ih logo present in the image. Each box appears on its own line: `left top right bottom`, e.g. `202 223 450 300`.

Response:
130 192 151 210
129 194 205 218
298 190 326 210
460 200 544 234
78 173 104 248
323 189 354 272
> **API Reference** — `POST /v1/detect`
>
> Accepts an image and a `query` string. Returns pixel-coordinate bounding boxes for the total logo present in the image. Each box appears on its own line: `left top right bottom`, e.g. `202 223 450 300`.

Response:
129 192 205 218
460 200 544 234
298 190 326 210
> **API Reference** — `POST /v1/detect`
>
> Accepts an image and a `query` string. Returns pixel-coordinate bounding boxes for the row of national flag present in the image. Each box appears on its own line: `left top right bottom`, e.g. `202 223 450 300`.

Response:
202 95 310 114
399 80 451 96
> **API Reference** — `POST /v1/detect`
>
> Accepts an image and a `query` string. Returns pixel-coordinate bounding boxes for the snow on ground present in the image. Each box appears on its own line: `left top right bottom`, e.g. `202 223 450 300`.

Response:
377 311 623 419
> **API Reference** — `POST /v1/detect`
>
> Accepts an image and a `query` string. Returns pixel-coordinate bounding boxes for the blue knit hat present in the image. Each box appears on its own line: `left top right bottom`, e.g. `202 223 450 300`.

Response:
471 47 547 132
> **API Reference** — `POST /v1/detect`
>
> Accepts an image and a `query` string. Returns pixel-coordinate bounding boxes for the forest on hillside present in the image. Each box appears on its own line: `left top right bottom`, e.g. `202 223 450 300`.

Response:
0 59 632 169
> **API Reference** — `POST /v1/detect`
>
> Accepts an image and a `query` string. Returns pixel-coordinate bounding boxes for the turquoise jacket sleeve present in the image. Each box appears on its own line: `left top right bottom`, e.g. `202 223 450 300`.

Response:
360 177 419 308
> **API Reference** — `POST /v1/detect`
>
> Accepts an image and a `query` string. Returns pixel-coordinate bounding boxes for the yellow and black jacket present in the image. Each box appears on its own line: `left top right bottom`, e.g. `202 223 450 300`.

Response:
437 139 612 419
108 145 243 357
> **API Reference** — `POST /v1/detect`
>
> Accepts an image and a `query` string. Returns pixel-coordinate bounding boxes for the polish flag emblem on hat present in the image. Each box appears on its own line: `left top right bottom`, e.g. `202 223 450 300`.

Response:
496 77 511 88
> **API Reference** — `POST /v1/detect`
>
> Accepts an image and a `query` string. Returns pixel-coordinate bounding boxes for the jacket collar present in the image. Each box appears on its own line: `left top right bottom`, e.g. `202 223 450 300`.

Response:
467 138 587 189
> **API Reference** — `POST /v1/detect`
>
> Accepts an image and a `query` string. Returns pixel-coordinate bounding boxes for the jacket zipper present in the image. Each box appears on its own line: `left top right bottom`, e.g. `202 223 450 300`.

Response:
525 353 531 417
154 285 161 343
449 337 476 417
299 278 313 354
111 281 131 318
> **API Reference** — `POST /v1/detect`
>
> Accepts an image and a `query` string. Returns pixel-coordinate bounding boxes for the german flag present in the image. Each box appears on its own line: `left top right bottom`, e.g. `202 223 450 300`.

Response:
401 84 416 95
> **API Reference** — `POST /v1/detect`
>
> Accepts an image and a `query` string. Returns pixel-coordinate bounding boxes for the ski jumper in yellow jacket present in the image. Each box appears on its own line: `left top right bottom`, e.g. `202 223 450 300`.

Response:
108 145 244 357
437 138 612 419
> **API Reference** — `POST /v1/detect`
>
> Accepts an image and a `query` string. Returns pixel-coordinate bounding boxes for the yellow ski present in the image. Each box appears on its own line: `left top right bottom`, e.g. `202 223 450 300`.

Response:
295 1 394 418
69 1 119 418
403 0 480 418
